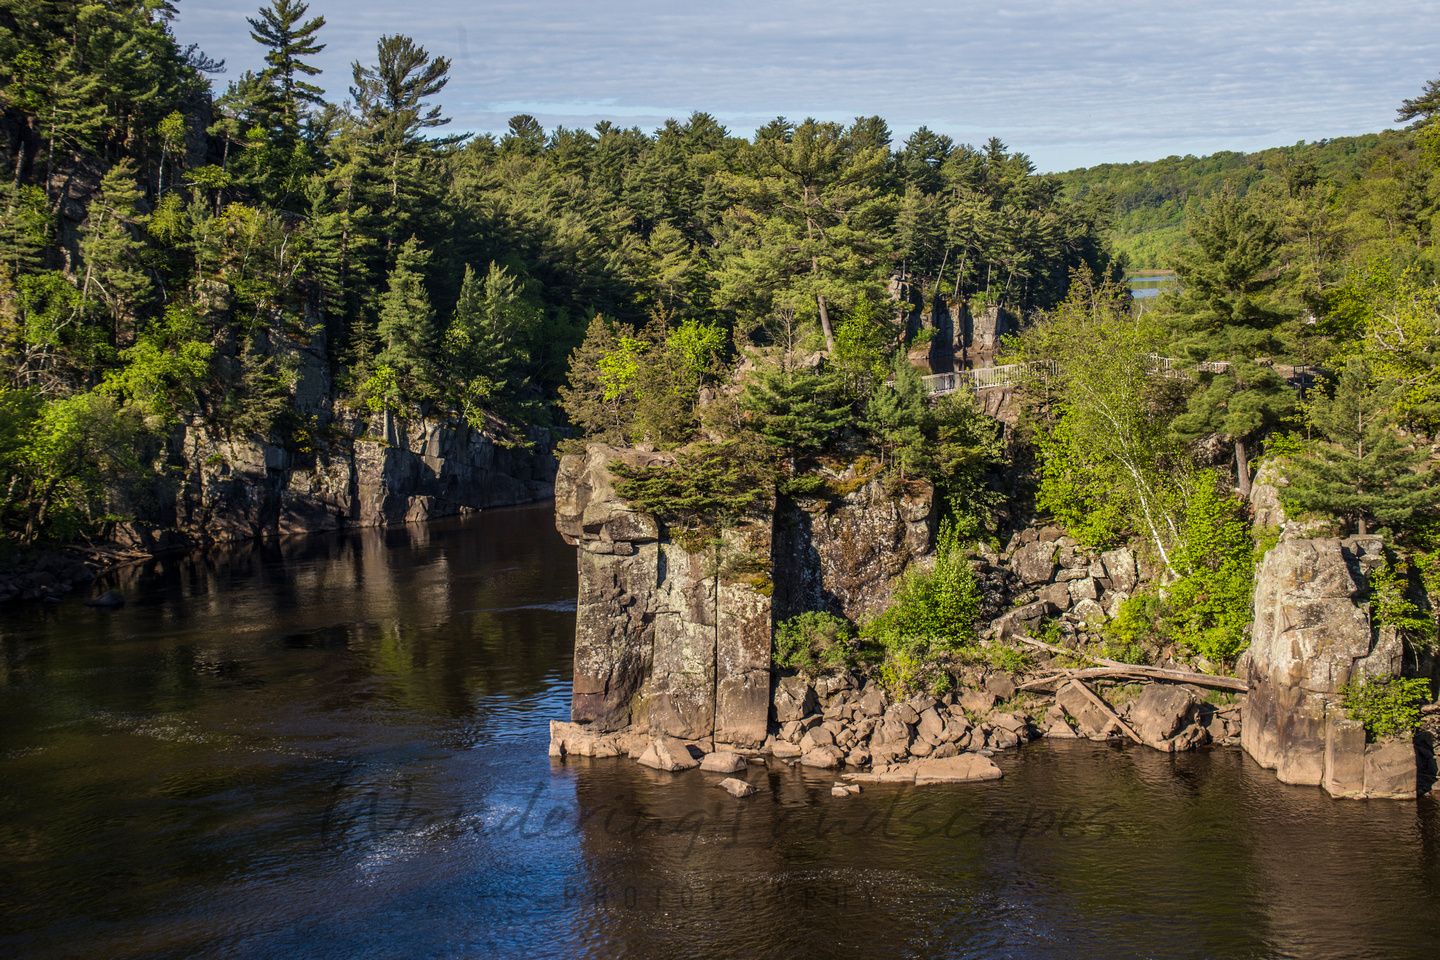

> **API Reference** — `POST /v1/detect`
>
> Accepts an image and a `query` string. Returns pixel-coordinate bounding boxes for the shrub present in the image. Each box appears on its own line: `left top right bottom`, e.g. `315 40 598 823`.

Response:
1101 592 1160 664
861 522 982 695
773 611 859 674
1164 476 1259 665
1340 675 1432 740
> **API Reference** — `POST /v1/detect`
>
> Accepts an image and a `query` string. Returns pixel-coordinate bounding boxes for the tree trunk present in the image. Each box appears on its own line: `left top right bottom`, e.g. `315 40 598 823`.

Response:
1234 438 1252 499
816 293 836 354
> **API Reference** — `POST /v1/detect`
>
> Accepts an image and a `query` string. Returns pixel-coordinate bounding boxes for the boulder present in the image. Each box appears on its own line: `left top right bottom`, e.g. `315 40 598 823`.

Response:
1055 681 1116 740
770 740 802 759
1127 685 1201 747
1011 541 1058 585
1100 547 1139 594
957 688 999 715
848 754 1003 785
856 685 887 717
549 720 623 758
636 736 700 772
799 727 836 752
700 751 748 773
915 707 946 745
1068 577 1100 603
800 744 845 769
984 674 1017 700
772 676 819 723
718 777 756 798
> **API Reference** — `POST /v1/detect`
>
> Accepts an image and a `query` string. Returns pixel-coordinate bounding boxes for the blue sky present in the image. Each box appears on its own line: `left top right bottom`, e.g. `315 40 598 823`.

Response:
175 0 1440 171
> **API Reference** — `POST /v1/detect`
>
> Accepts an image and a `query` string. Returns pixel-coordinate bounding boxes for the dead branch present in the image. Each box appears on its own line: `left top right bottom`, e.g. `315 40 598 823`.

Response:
1016 637 1248 692
1067 679 1144 745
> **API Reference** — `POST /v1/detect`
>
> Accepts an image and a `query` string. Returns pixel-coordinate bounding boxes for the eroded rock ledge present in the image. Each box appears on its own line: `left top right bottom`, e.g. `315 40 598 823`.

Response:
554 443 932 748
1243 533 1419 800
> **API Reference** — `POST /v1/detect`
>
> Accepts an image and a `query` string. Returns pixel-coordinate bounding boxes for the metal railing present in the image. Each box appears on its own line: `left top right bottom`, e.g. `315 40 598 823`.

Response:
921 360 1057 396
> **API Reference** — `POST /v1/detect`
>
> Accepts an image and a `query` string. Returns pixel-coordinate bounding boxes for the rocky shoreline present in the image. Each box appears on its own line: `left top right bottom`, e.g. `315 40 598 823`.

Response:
1 410 557 605
549 442 1434 802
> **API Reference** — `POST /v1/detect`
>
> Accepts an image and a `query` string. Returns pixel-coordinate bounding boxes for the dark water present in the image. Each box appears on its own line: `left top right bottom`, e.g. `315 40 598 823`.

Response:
2 506 1439 960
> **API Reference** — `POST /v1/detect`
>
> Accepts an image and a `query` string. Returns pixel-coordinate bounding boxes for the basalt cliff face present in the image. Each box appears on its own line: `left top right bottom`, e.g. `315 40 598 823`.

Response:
554 444 934 747
1243 533 1419 799
153 411 555 547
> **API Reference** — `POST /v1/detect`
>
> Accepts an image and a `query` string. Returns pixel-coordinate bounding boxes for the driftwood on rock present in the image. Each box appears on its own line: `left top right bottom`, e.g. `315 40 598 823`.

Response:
1066 679 1144 744
1014 637 1249 693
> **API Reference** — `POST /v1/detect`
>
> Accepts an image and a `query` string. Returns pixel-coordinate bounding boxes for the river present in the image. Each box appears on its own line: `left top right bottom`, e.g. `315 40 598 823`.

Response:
2 505 1438 959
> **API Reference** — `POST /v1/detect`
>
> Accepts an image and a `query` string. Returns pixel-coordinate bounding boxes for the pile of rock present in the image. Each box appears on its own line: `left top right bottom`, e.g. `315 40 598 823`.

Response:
763 672 1038 772
982 527 1141 641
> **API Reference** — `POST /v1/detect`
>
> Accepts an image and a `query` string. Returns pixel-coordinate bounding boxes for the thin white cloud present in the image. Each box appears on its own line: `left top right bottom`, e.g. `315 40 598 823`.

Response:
175 0 1440 169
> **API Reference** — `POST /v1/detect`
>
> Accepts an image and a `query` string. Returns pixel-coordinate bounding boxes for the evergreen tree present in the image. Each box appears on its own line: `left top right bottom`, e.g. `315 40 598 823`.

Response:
558 314 631 443
1285 358 1439 537
247 0 327 142
444 262 541 422
1165 187 1296 496
865 355 927 477
375 236 438 399
77 160 151 347
740 361 852 462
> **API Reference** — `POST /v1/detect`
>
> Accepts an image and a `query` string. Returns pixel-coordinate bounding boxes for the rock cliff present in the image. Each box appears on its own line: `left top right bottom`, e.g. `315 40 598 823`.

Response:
555 445 935 748
129 410 556 549
1243 534 1418 799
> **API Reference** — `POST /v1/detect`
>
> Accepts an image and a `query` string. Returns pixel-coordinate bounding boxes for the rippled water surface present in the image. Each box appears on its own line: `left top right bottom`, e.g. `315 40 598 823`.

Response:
2 504 1438 959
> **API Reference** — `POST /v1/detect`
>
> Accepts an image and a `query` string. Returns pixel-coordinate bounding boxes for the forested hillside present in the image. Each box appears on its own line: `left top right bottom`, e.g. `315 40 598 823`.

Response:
1056 129 1429 269
0 0 1112 550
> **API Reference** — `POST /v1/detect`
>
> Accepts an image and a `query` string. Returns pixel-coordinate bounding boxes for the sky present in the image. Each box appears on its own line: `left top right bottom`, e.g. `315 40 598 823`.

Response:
174 0 1440 172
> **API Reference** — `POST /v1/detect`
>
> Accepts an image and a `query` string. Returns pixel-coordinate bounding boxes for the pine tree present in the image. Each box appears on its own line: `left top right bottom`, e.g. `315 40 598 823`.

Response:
443 262 541 421
559 313 630 443
1166 187 1296 496
247 0 327 142
78 160 151 347
375 236 438 399
740 361 852 462
865 355 927 477
350 35 451 241
1285 358 1439 537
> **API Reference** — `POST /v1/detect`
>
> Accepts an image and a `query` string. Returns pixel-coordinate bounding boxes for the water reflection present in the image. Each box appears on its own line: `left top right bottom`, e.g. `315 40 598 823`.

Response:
1 505 1437 959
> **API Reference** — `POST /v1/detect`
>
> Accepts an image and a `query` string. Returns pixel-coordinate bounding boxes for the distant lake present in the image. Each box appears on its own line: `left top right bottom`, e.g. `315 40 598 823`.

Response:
1129 272 1177 300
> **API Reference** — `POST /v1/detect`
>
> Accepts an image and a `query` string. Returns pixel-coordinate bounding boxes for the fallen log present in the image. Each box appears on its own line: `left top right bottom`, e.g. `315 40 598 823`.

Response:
1066 679 1143 745
1015 637 1248 693
1020 665 1248 693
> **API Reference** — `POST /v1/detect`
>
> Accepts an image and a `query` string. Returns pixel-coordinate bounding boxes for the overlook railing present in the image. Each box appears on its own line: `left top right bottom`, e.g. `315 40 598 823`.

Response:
920 356 1312 398
921 360 1057 396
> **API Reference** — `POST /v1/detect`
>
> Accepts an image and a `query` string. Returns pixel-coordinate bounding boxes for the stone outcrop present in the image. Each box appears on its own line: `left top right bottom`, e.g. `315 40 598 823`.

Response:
771 475 934 622
981 527 1141 640
1243 534 1418 800
161 411 555 545
556 444 775 747
556 444 938 749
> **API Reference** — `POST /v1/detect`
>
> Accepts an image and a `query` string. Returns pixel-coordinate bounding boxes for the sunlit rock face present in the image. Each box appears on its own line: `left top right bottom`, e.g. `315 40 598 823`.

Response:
1243 534 1417 800
554 444 935 749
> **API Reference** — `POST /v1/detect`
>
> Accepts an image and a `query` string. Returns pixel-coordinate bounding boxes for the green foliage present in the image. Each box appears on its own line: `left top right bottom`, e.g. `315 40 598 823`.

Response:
1340 676 1432 740
376 236 439 399
773 611 860 674
1101 592 1161 664
1023 269 1190 563
611 439 773 544
1368 553 1439 654
740 362 852 460
1164 476 1259 664
861 523 982 695
1284 357 1440 538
